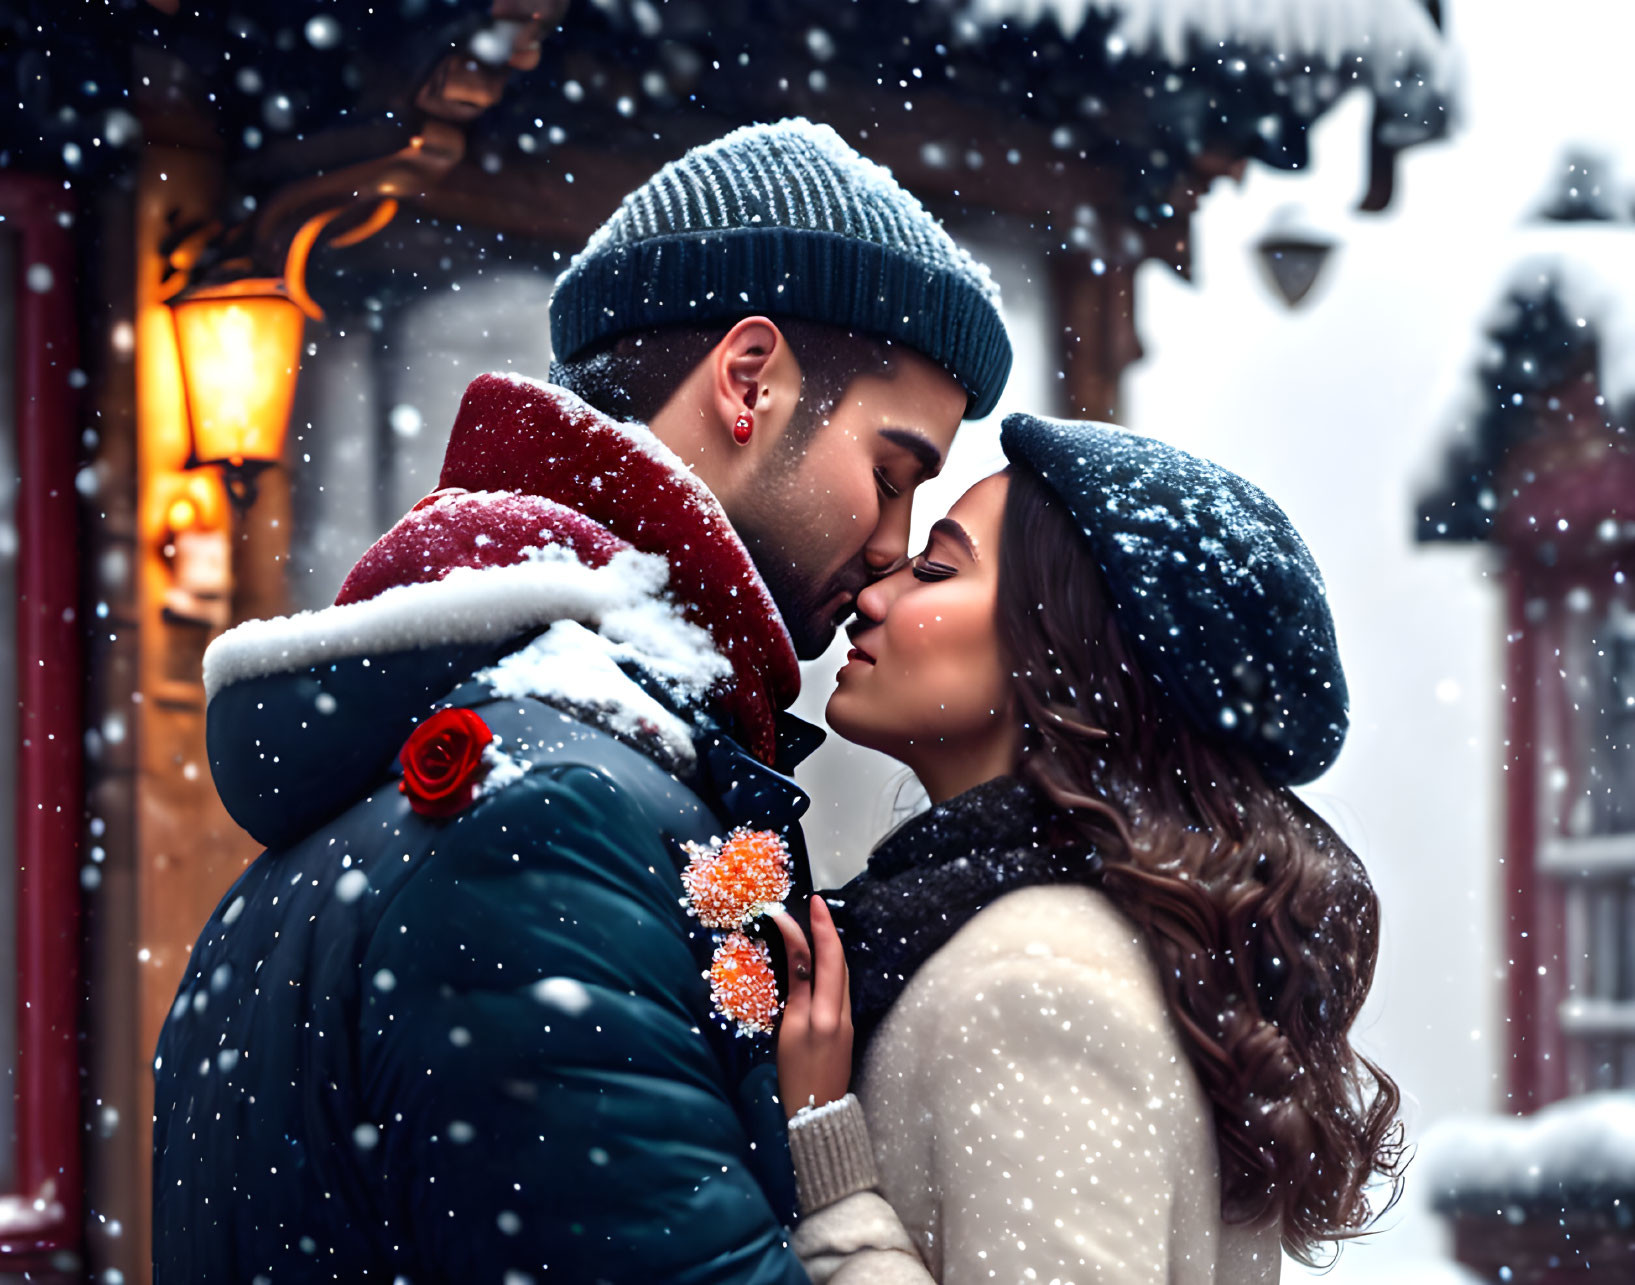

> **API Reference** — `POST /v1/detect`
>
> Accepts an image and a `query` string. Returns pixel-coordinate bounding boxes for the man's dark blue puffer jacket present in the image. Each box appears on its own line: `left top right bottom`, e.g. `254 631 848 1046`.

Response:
151 381 825 1285
153 628 818 1285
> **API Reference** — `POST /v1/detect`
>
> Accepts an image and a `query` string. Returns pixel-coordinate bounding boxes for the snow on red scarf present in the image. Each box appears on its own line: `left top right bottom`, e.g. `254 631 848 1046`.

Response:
335 374 801 764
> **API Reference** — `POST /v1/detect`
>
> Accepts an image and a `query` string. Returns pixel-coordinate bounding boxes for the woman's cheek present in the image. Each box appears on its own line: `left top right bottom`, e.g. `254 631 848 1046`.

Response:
885 600 997 724
881 604 940 675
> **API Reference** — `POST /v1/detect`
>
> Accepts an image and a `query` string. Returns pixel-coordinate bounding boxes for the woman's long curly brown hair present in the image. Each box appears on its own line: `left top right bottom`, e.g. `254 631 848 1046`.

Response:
996 465 1405 1265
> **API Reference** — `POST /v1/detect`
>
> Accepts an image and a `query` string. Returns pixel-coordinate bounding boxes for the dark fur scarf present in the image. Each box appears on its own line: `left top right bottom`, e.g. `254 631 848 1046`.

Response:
826 775 1102 1051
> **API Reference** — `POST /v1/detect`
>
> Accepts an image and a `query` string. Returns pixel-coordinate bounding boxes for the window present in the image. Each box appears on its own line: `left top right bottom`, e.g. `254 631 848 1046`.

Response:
287 270 557 610
1597 622 1635 834
1548 584 1635 1092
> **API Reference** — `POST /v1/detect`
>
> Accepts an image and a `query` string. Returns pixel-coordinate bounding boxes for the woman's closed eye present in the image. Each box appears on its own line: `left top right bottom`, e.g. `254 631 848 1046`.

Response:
874 467 903 500
911 553 958 582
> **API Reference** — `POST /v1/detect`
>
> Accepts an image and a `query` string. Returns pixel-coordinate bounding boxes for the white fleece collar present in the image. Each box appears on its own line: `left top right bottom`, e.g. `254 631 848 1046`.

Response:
201 546 728 705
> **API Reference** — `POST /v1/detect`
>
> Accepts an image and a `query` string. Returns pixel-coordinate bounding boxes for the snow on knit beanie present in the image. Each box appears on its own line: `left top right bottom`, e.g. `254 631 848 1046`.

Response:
1001 413 1349 786
549 118 1013 420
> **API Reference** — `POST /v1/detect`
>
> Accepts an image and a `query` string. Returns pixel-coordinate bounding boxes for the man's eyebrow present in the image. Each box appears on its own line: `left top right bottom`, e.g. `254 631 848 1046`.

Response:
878 428 944 478
929 518 978 560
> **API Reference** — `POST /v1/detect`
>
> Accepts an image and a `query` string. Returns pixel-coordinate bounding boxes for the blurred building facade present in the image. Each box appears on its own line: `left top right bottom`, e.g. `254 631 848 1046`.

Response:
1417 174 1635 1281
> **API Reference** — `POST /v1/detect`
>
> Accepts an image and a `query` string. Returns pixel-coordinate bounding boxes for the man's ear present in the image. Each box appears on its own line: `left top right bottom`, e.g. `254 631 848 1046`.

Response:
711 316 801 444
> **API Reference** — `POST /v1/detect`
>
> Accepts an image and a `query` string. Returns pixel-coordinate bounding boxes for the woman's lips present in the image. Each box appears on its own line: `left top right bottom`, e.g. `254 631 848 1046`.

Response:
845 646 876 666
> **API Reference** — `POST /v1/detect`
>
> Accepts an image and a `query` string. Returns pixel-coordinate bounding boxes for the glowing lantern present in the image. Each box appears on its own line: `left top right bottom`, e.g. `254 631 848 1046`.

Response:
166 199 397 510
169 277 308 509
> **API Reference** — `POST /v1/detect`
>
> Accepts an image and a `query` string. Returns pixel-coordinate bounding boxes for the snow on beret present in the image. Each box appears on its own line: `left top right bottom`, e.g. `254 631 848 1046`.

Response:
1000 412 1348 785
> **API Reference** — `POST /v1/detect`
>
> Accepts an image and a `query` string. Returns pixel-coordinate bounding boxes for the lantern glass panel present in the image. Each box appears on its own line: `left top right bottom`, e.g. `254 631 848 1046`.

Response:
172 281 305 468
1256 238 1333 309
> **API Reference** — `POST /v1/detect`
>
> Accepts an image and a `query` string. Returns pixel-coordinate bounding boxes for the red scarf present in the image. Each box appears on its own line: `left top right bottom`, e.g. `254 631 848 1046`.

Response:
335 374 801 764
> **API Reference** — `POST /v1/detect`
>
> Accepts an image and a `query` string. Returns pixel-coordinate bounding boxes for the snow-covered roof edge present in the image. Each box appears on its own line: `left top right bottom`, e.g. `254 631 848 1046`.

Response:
1531 250 1635 408
1415 234 1635 543
1420 1091 1635 1210
967 0 1448 86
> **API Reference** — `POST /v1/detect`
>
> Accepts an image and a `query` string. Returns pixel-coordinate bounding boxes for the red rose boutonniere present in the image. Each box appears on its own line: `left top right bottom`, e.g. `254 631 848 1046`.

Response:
398 707 493 818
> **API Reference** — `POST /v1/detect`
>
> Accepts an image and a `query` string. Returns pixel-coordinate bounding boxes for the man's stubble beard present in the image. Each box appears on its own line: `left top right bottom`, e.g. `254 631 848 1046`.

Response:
729 453 870 662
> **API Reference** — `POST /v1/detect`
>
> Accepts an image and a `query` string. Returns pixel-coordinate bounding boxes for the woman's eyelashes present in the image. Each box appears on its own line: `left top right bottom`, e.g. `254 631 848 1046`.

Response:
874 467 903 500
910 554 958 582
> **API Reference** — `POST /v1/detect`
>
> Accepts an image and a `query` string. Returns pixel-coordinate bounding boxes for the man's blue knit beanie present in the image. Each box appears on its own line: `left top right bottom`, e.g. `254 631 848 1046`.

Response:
549 119 1012 419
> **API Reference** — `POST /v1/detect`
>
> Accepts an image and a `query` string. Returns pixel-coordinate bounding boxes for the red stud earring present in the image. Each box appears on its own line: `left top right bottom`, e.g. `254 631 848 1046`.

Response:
732 411 754 445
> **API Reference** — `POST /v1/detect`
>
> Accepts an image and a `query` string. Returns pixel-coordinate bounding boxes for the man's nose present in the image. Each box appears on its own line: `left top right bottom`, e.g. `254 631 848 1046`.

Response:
862 490 914 572
862 550 909 580
862 544 903 574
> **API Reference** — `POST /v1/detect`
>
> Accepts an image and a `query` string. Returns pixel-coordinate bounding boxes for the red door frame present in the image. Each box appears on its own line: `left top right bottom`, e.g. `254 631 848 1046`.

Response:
1502 565 1543 1111
0 173 83 1265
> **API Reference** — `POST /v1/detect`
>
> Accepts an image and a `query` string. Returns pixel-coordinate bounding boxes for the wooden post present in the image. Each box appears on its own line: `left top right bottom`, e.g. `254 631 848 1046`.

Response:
131 134 268 1283
231 469 293 627
78 178 146 1285
1051 250 1142 422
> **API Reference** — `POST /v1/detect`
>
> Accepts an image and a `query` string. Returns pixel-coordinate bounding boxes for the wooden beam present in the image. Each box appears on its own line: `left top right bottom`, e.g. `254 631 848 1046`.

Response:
410 91 1131 247
810 85 1123 217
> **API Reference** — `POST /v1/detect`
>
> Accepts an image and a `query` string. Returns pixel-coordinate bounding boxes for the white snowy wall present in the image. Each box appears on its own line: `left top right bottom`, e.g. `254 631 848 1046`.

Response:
1118 86 1502 1282
799 3 1635 1280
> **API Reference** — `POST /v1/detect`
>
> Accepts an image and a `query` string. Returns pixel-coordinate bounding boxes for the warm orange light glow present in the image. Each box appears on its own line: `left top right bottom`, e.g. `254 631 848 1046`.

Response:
282 209 338 323
166 497 198 532
184 473 226 528
330 198 398 248
170 278 305 472
156 473 226 536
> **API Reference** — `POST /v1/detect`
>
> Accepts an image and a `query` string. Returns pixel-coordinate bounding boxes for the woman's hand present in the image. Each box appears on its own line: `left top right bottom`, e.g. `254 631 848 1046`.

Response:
771 895 854 1120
